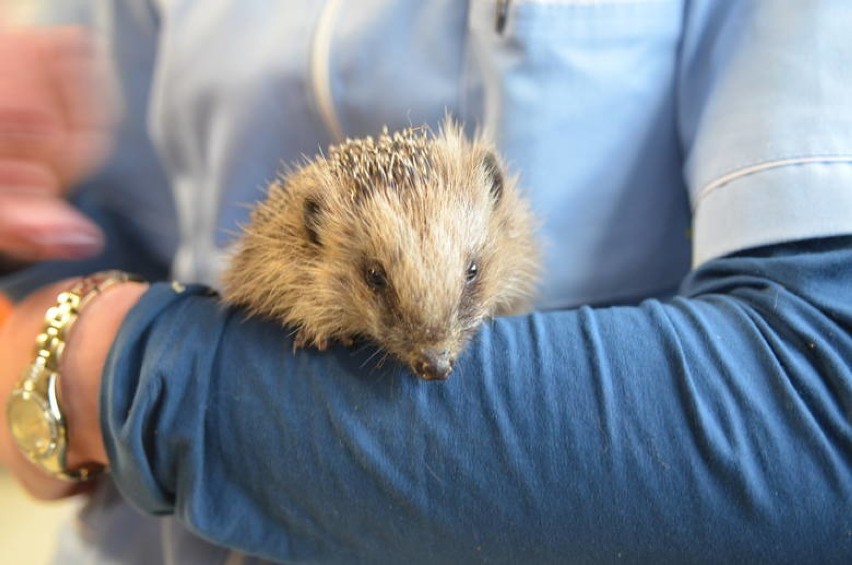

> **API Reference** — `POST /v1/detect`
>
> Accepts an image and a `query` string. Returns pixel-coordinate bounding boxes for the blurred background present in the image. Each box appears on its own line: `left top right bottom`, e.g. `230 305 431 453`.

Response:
3 0 34 23
0 468 76 564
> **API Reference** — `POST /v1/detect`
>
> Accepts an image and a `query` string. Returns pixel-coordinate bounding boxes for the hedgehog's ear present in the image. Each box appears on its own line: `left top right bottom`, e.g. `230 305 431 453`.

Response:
303 197 323 246
482 151 504 205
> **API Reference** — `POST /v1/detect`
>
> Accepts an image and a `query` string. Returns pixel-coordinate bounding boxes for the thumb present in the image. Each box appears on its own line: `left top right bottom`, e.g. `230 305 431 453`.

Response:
0 195 104 261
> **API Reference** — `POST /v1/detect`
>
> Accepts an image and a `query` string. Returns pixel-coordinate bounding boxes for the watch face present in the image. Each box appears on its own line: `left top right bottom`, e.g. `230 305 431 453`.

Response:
7 389 58 459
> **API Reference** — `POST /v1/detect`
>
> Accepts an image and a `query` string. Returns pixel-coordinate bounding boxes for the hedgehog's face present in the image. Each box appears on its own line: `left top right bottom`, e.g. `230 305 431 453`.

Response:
332 150 506 380
351 230 491 381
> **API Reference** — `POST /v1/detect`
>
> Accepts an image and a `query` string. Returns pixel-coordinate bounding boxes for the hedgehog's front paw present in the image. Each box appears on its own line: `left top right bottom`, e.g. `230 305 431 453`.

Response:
293 329 354 352
292 330 308 352
293 328 327 351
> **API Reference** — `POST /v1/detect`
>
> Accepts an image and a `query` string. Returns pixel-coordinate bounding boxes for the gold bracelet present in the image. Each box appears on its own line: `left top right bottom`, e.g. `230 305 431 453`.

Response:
6 270 144 481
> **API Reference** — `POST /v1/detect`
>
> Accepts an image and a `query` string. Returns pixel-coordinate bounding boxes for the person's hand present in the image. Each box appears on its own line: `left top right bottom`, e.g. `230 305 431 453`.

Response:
0 278 148 500
0 24 114 262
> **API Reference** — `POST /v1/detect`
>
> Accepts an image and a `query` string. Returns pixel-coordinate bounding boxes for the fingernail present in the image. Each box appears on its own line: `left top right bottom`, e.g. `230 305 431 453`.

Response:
31 228 104 259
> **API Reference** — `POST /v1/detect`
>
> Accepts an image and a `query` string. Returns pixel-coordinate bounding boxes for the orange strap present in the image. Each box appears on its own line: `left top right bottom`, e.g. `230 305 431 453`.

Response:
0 292 12 326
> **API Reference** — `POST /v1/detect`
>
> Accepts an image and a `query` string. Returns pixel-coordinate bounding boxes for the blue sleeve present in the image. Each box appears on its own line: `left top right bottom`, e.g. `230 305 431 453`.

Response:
102 236 852 564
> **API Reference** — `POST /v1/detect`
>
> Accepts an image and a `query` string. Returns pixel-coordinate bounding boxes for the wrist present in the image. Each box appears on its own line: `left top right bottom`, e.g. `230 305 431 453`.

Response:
60 279 149 468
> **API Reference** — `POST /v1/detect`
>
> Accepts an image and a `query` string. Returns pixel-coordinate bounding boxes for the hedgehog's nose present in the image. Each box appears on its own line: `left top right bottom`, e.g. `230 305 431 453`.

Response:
415 349 453 381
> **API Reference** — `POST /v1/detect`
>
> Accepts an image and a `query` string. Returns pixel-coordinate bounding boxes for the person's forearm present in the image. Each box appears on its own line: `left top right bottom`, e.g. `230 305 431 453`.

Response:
100 237 852 563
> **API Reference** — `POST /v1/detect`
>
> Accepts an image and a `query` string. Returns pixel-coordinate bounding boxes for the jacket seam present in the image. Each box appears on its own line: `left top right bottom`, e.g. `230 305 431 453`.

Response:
693 155 852 211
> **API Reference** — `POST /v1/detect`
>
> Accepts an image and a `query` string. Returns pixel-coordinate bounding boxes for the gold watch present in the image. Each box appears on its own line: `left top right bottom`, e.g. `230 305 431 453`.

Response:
6 270 142 482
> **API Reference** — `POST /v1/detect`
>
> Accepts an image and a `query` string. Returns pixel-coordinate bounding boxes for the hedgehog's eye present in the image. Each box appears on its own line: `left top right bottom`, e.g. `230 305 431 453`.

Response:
465 261 479 284
364 263 389 292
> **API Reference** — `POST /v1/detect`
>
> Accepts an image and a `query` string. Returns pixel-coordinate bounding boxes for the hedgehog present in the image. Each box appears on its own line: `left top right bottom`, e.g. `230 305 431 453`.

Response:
221 120 539 380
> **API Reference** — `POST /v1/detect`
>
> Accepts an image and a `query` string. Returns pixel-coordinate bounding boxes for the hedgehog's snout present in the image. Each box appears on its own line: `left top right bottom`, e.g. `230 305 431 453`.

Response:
413 348 454 381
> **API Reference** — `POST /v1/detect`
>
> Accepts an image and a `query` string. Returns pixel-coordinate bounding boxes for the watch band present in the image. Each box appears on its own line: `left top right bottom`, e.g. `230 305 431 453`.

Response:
37 270 141 372
7 270 143 482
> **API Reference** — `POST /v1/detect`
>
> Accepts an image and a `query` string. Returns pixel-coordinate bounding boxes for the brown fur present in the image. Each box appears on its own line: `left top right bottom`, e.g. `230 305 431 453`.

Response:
221 120 539 380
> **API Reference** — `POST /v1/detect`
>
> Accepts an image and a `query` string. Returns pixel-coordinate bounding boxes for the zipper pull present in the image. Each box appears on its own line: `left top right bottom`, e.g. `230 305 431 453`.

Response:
496 0 510 34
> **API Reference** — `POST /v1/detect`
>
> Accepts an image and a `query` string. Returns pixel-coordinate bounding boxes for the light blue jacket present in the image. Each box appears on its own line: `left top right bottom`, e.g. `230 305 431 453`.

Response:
10 0 852 563
36 0 852 305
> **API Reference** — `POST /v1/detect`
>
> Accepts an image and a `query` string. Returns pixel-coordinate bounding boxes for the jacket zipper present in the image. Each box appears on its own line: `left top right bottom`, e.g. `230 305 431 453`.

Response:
313 1 509 137
496 0 510 34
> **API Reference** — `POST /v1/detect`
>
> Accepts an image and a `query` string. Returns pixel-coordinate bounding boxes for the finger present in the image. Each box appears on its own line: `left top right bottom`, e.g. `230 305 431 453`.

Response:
41 27 116 186
0 29 63 160
43 27 116 130
0 158 60 195
0 194 104 261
